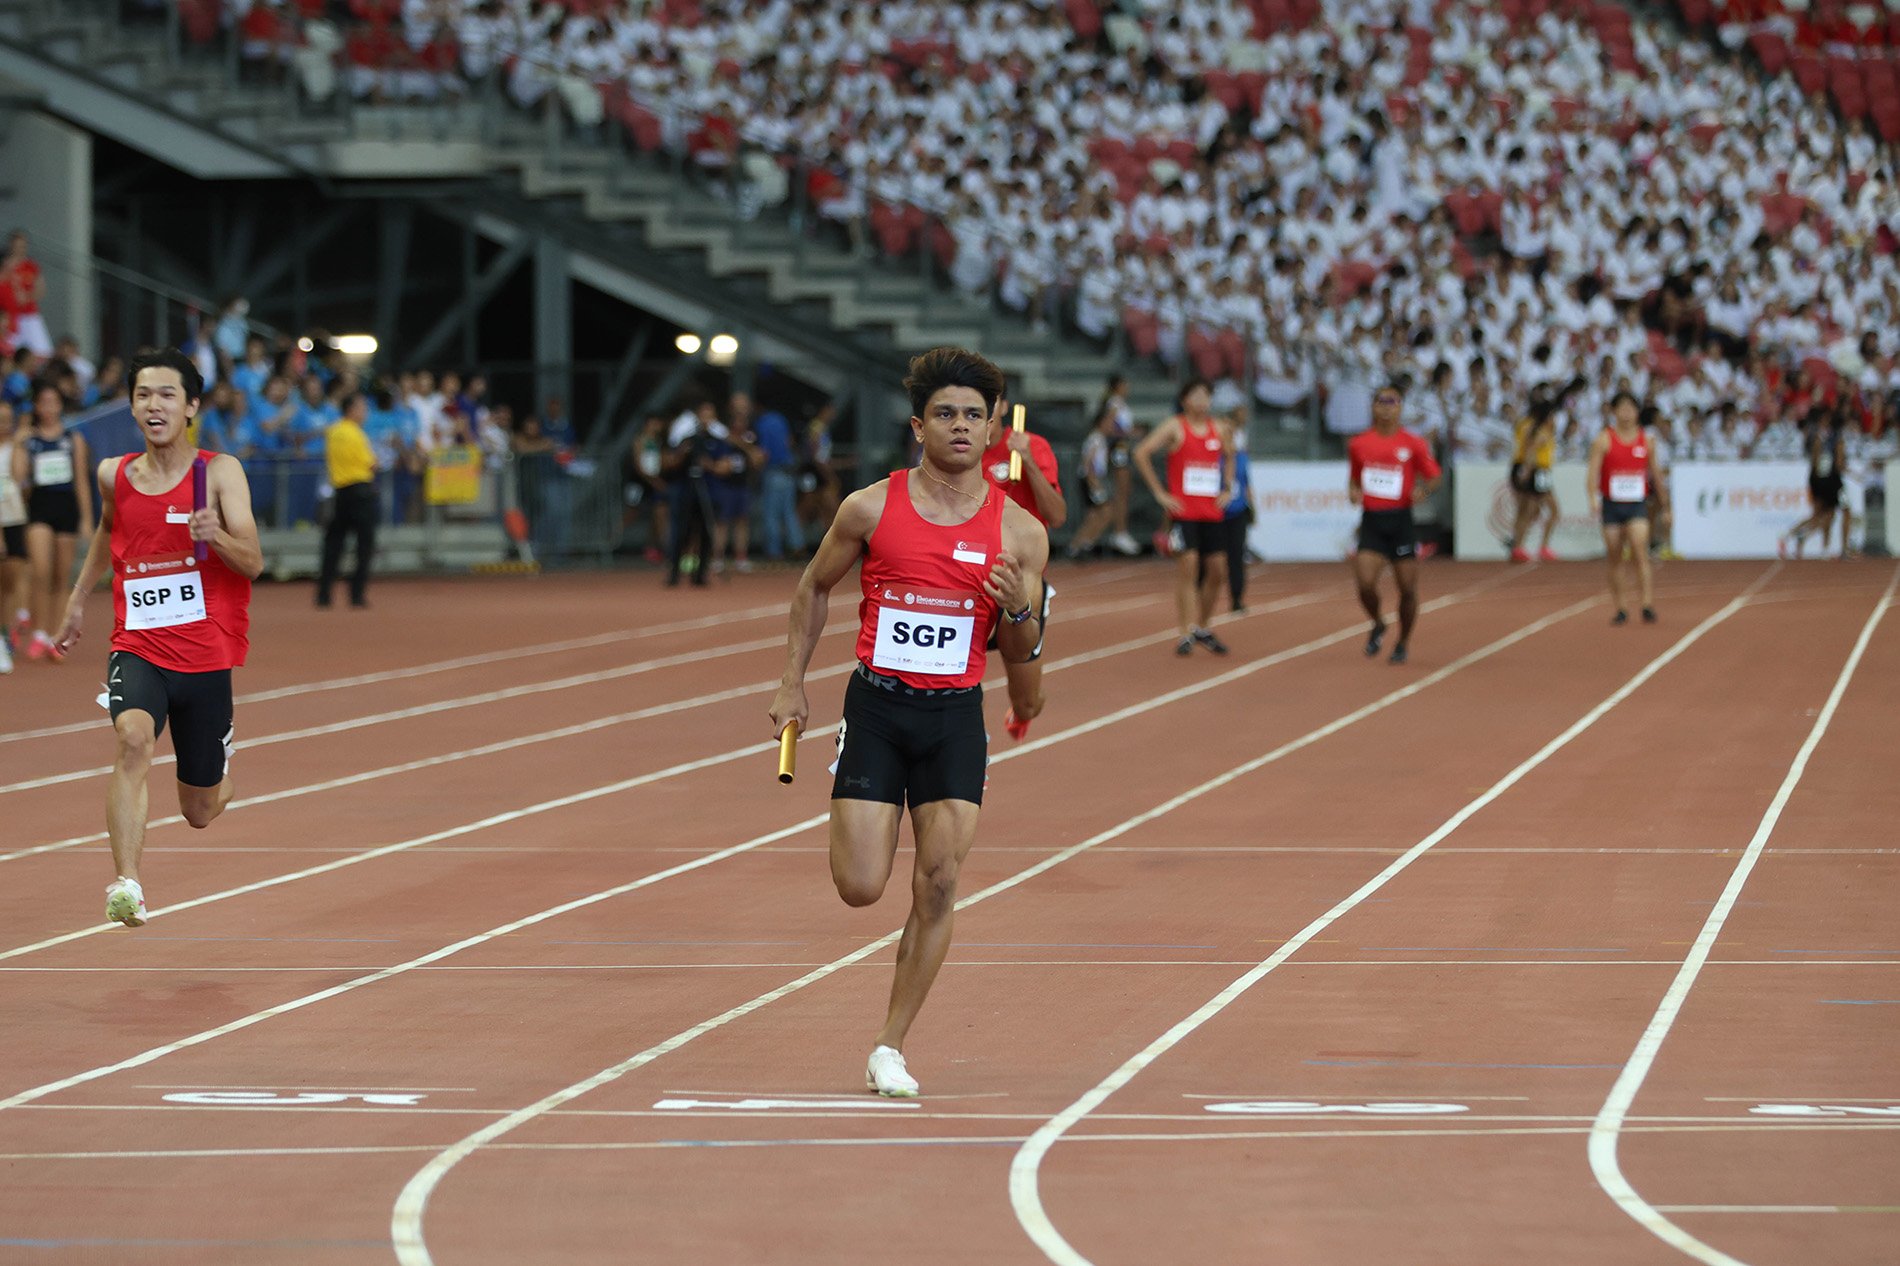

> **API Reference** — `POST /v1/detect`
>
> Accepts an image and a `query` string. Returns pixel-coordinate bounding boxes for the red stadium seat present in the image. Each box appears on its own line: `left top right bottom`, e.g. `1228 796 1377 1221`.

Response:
1122 307 1159 358
179 0 219 44
1187 329 1225 381
1064 0 1103 41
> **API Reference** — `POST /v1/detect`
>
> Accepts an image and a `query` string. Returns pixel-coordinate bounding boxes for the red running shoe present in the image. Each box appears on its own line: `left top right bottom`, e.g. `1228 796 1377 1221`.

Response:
1509 546 1530 563
1004 708 1031 741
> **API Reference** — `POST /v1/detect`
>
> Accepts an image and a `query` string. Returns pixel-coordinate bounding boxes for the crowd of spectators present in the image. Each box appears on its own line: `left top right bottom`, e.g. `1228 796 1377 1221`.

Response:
188 0 1900 482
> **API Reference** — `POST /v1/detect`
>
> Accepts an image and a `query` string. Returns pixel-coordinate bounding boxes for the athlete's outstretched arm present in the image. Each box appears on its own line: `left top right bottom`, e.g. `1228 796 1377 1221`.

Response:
202 454 264 580
768 483 880 737
53 460 119 654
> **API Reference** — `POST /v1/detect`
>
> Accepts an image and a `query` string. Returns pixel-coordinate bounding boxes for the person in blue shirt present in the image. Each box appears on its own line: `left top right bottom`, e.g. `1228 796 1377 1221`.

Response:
1200 404 1256 614
290 374 338 457
752 400 802 561
3 347 40 409
230 336 274 419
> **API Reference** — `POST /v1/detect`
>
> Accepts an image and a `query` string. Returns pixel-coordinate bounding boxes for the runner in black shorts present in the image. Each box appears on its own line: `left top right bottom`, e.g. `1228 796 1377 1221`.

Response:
1781 412 1849 559
769 346 1047 1098
1347 384 1442 665
14 381 91 661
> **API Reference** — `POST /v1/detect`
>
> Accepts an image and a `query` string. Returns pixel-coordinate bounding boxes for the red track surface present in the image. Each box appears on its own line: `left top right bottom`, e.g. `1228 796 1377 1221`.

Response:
1 559 1895 1265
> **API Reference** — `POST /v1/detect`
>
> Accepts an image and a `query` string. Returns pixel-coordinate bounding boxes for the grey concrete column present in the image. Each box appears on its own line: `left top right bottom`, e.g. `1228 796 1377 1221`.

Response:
0 110 94 350
533 232 571 425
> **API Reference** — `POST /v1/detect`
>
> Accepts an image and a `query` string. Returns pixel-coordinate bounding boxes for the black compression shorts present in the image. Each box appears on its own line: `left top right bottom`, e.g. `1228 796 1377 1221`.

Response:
1601 500 1647 527
107 650 234 788
26 487 79 534
1356 508 1417 561
831 664 987 807
1809 475 1843 512
1170 519 1227 558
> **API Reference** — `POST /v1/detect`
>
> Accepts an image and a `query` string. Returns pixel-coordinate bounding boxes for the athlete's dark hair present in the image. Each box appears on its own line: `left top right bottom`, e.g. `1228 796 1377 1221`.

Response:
128 347 204 406
1638 403 1662 429
903 346 1005 420
1609 389 1639 411
1176 377 1213 410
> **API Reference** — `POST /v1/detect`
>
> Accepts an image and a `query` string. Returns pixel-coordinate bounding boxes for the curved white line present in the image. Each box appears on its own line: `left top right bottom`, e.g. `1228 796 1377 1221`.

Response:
388 592 1584 1266
1008 567 1777 1266
1586 566 1896 1266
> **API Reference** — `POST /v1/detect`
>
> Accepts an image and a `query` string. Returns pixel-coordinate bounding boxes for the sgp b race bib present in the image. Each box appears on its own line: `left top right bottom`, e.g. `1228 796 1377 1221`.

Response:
870 585 978 677
1608 472 1646 502
1361 465 1404 500
123 553 208 631
1182 462 1222 497
32 448 73 487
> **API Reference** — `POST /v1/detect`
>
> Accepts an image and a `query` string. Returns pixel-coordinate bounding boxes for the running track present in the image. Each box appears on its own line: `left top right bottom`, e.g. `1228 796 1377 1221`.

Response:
1 559 1894 1265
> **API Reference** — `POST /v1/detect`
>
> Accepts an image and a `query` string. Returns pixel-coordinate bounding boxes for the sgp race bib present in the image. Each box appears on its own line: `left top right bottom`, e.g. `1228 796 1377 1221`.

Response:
870 585 978 677
1361 465 1404 500
123 553 207 631
1182 462 1222 497
1608 472 1646 502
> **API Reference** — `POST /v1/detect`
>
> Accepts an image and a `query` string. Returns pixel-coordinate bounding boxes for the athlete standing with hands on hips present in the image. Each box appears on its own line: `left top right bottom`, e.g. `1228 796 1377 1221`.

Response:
1135 378 1236 656
1587 390 1664 625
1348 383 1442 666
54 349 262 927
769 347 1048 1097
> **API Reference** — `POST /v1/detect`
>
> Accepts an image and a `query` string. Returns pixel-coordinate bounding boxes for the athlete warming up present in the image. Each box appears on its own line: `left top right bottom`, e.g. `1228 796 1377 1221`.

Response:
1347 383 1442 666
1587 390 1666 625
768 347 1048 1097
1134 378 1235 656
54 349 261 927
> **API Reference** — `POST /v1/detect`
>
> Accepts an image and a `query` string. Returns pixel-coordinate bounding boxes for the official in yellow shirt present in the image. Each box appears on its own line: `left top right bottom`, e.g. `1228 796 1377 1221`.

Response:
317 391 379 608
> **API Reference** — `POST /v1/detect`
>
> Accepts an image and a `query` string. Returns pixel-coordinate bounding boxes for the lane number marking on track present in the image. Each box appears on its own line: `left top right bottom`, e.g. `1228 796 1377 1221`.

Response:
1201 1100 1469 1116
652 1097 920 1112
1748 1103 1900 1117
162 1091 428 1107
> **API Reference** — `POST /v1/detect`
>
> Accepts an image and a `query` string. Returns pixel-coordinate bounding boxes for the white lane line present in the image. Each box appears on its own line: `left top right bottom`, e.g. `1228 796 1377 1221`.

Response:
1587 564 1898 1266
1006 565 1778 1266
0 582 1390 952
385 593 1589 1266
0 577 1512 963
0 599 829 746
0 568 1155 753
11 1120 1900 1166
0 593 1173 865
0 625 854 797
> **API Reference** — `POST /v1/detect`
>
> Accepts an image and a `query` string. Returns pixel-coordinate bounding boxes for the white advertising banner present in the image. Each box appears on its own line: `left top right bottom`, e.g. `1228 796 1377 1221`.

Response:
1453 462 1605 560
1671 461 1866 558
1246 462 1358 561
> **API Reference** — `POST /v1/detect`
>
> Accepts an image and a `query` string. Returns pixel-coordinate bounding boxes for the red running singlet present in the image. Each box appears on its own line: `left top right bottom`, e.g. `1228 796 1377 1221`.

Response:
1600 428 1650 504
854 468 1005 690
1165 417 1226 522
110 454 251 673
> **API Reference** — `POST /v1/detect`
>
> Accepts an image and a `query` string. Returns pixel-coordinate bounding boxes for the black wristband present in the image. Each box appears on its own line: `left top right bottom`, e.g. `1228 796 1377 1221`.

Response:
1004 604 1033 625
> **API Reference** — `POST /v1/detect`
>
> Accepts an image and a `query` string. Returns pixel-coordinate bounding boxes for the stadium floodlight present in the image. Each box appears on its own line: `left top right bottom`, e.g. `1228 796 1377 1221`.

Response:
332 334 379 357
296 337 314 352
707 334 739 365
675 333 703 355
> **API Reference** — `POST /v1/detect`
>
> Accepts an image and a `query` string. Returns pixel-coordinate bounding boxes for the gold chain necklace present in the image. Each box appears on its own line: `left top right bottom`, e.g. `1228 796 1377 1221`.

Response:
917 461 985 505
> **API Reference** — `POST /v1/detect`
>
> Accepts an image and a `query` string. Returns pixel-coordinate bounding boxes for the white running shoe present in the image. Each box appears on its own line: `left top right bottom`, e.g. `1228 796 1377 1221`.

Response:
865 1045 919 1097
0 635 11 673
1109 531 1142 556
105 877 147 927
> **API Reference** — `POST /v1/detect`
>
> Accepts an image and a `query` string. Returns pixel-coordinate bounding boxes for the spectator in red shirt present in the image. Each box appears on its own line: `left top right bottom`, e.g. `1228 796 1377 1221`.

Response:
0 232 51 358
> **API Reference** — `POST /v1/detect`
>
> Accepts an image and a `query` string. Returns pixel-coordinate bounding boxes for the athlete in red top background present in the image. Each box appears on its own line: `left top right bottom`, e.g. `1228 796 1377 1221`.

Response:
1135 378 1236 656
770 346 1047 1098
979 384 1065 739
55 348 263 927
1587 390 1667 625
1347 382 1442 666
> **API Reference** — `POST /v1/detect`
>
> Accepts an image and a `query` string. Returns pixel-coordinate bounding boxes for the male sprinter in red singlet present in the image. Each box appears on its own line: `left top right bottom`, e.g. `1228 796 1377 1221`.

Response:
769 347 1047 1097
54 348 261 927
1135 378 1235 656
1347 382 1441 666
979 384 1064 739
1587 390 1666 625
